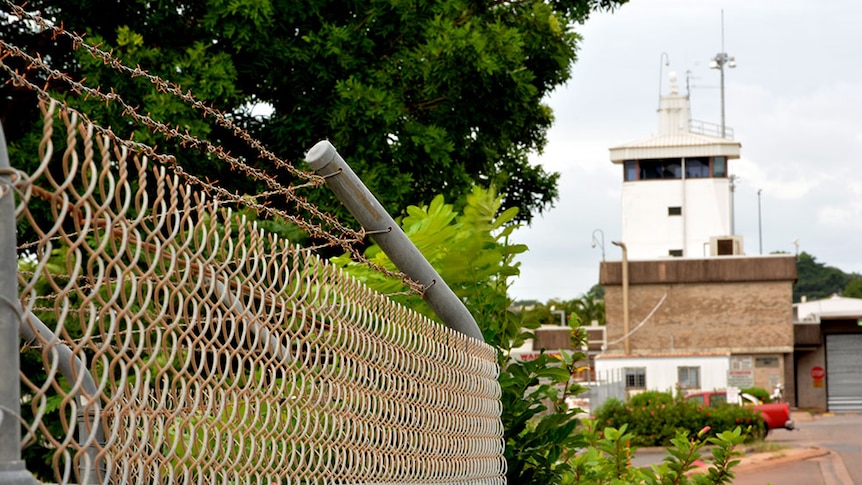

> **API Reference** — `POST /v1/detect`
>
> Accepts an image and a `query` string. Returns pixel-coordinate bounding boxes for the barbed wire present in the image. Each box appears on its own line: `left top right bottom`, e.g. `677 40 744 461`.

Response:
0 5 427 295
1 0 313 183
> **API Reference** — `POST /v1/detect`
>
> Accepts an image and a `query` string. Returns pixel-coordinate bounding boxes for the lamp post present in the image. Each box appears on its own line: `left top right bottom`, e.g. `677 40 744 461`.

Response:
709 11 735 138
591 229 605 261
612 241 629 355
758 189 763 255
551 309 566 327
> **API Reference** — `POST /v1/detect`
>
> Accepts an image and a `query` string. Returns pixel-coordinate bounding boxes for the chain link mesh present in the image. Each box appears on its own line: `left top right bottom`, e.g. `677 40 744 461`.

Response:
4 30 506 484
0 3 506 479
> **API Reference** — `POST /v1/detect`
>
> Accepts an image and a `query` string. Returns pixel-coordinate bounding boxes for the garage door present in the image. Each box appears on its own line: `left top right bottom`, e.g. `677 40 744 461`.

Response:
826 334 862 412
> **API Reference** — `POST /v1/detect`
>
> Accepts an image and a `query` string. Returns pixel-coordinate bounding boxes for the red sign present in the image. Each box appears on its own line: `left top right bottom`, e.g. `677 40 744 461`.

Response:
810 366 825 380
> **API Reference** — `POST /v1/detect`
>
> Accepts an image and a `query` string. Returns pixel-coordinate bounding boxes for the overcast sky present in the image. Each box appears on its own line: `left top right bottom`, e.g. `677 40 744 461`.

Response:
509 0 862 302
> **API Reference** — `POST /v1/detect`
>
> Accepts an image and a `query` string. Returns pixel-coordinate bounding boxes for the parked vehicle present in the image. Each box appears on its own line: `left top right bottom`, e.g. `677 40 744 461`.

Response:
685 390 795 433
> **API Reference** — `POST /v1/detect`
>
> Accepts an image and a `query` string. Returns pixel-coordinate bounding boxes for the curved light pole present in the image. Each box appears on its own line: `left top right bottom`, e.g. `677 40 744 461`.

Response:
612 241 630 355
591 229 605 261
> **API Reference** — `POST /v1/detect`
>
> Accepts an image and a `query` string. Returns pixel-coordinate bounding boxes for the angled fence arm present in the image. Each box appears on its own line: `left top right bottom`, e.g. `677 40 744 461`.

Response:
20 312 104 484
306 141 484 342
0 124 41 484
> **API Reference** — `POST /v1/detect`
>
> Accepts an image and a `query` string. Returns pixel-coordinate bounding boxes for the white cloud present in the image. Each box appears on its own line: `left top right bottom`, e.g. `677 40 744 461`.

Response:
509 0 862 301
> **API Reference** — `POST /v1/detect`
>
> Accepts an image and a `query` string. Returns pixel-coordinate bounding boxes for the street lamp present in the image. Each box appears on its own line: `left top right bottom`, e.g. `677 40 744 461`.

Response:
611 241 629 355
551 309 566 327
591 229 605 261
710 12 735 138
758 189 763 255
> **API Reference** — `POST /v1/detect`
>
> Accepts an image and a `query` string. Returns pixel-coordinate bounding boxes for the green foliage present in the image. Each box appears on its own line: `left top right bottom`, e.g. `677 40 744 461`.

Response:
740 387 771 404
593 392 765 447
518 292 606 330
1 0 628 223
332 185 530 348
564 423 746 485
794 252 861 302
843 278 862 299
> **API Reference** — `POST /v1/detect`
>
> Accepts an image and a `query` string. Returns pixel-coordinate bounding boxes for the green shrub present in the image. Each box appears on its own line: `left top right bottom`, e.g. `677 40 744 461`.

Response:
742 387 771 403
593 391 765 447
564 422 746 485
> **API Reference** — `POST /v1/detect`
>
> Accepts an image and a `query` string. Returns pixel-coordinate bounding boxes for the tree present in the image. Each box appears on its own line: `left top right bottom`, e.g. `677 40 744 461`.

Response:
794 252 860 302
844 278 862 299
0 0 627 224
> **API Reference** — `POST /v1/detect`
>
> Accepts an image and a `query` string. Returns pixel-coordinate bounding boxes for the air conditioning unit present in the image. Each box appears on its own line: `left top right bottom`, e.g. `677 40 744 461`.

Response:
709 235 744 256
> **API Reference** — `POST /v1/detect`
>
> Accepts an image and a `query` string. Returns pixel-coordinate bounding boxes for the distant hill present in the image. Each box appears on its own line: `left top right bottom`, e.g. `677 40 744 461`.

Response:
794 252 861 302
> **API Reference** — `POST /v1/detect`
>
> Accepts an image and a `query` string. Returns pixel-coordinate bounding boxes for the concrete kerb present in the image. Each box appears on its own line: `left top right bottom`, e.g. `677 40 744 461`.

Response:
635 444 830 476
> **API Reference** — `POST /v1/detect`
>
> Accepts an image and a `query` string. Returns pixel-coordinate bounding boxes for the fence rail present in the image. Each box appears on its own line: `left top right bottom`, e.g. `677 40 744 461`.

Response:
0 11 506 481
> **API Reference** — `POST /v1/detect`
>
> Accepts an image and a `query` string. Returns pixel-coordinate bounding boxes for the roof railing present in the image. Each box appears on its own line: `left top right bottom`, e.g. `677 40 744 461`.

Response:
689 119 735 140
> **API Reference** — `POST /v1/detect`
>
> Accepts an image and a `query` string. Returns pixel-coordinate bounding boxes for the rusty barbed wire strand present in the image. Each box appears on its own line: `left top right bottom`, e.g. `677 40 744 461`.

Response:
0 39 360 241
0 46 426 294
1 0 314 183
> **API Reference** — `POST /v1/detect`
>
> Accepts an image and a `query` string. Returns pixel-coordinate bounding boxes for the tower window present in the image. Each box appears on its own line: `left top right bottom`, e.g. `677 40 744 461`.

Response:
624 160 637 181
669 249 683 257
668 206 682 216
685 158 710 178
713 156 727 177
640 158 682 180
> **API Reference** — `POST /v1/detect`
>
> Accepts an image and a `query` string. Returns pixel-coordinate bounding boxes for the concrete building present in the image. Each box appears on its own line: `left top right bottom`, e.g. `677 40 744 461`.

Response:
609 74 741 260
595 73 798 400
793 295 862 411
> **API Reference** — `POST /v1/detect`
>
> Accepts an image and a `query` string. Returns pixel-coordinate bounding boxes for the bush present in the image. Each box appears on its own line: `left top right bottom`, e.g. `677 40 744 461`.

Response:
564 423 746 485
742 386 771 403
593 391 765 447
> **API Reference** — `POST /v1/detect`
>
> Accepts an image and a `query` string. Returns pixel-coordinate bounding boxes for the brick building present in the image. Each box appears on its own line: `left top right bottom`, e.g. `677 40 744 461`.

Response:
594 74 798 400
597 256 797 396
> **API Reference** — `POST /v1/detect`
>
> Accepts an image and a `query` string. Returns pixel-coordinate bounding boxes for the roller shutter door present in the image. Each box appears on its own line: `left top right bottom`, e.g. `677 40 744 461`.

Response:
826 334 862 412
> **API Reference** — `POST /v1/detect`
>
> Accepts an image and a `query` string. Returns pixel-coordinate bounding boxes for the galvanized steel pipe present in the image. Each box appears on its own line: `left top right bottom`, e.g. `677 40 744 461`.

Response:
0 124 41 484
306 141 484 342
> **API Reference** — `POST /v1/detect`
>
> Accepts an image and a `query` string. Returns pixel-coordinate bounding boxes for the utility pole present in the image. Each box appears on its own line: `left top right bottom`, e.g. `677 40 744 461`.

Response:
758 189 763 254
612 241 629 355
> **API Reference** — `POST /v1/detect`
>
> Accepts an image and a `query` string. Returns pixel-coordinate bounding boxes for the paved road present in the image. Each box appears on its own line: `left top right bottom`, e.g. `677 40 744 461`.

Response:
632 412 862 484
733 412 860 485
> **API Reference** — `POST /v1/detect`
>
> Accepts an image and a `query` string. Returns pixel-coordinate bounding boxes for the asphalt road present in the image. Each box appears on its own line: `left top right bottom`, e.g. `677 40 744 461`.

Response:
732 412 860 485
631 412 861 485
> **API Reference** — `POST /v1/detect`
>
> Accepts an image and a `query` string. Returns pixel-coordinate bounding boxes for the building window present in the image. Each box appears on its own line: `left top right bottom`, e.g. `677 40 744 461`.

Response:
685 157 710 178
668 249 683 257
624 160 637 181
713 156 727 177
668 206 682 216
678 366 700 389
639 158 682 180
625 367 646 389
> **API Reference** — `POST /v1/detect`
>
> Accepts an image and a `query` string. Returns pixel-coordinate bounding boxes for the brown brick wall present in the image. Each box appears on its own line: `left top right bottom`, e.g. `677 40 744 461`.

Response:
604 280 794 354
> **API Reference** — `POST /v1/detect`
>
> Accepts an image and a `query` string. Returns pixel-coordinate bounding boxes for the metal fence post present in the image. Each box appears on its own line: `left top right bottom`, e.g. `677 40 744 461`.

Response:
306 141 484 342
0 125 41 484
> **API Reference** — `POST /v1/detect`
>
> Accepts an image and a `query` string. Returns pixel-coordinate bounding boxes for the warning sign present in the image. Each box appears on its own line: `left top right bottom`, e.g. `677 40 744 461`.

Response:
727 369 754 388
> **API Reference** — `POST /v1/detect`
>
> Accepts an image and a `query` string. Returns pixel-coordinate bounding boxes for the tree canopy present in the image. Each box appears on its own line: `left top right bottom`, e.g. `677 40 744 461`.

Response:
794 251 861 302
0 0 627 223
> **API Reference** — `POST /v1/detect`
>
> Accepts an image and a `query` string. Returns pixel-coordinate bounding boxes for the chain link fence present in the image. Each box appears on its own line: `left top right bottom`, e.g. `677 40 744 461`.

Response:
0 5 506 483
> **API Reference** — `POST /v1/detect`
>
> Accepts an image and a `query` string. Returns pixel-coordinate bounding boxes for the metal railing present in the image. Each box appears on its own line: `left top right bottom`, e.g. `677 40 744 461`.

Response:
689 119 735 140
